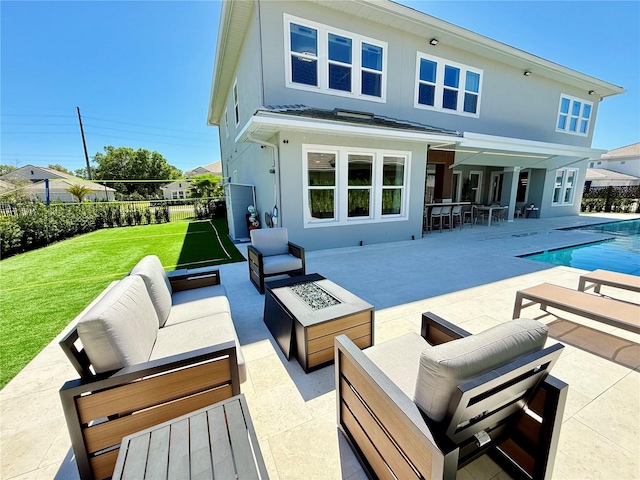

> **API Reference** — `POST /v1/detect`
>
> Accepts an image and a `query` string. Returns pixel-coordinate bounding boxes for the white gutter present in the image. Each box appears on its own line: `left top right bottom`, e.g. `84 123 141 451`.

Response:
246 133 281 227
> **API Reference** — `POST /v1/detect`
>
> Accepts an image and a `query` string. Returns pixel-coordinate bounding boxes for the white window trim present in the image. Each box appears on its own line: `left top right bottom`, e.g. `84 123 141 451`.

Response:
470 171 483 203
556 94 592 137
284 14 387 103
414 51 483 118
552 168 578 206
302 144 410 227
233 79 239 126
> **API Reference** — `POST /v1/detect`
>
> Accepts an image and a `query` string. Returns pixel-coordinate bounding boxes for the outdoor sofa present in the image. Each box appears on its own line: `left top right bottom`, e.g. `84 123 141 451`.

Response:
335 312 568 480
59 255 245 480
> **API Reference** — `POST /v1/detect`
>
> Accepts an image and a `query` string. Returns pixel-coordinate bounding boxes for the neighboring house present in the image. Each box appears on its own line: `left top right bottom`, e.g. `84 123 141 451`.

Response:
185 161 223 178
585 169 639 188
588 142 640 178
160 180 191 200
207 0 625 249
0 164 116 202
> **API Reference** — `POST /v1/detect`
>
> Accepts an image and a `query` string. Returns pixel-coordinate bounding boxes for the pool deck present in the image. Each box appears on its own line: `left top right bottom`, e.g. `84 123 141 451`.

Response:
2 213 639 479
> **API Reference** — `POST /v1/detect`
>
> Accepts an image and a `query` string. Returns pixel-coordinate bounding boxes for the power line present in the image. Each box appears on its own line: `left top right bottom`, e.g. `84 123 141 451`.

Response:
83 124 212 142
0 113 76 118
88 133 213 149
82 115 211 135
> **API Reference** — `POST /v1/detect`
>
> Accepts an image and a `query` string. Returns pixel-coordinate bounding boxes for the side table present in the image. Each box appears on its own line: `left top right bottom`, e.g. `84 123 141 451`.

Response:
112 394 268 479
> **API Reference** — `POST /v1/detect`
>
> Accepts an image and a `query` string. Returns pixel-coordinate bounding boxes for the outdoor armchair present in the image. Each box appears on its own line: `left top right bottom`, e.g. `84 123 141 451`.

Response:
247 227 305 293
335 312 567 480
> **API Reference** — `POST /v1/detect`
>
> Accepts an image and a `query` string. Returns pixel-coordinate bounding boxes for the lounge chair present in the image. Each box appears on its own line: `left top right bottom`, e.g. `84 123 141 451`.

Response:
335 312 567 480
578 269 640 295
513 283 640 334
247 228 305 293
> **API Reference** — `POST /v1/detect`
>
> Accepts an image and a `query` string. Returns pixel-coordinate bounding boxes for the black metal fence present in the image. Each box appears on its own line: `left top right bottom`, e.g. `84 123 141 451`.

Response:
581 185 640 213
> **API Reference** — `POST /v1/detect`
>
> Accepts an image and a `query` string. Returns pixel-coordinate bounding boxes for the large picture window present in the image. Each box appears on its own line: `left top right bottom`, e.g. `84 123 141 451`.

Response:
552 168 577 205
556 94 592 136
285 14 387 101
415 52 483 117
303 145 410 226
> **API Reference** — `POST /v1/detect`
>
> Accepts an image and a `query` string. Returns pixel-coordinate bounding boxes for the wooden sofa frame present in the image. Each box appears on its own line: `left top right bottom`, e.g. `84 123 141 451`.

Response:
513 283 640 334
247 241 305 294
335 312 568 480
60 342 240 480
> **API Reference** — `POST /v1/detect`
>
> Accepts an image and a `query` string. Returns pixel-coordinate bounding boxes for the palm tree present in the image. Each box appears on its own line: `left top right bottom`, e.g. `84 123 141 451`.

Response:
66 184 92 202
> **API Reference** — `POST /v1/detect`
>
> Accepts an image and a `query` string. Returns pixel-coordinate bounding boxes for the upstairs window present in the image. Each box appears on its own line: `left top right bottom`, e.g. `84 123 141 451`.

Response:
556 94 592 136
415 52 483 117
233 80 239 126
285 14 387 101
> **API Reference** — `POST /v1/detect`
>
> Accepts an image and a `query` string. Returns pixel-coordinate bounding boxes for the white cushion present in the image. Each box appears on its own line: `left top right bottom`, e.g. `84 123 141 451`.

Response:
364 332 426 397
151 314 246 383
165 284 230 326
77 275 159 374
414 318 548 422
130 255 172 326
262 255 303 275
251 228 289 256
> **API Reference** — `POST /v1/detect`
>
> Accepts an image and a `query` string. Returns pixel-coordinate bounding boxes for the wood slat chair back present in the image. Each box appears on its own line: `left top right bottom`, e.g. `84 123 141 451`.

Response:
336 313 568 480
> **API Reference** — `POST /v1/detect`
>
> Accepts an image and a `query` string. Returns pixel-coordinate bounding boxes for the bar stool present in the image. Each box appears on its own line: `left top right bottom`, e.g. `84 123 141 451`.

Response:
430 206 444 232
451 205 463 229
440 205 452 231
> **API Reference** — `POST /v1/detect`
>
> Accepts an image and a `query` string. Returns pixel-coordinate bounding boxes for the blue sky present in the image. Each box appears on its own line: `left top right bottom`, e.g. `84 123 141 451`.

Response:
1 1 638 174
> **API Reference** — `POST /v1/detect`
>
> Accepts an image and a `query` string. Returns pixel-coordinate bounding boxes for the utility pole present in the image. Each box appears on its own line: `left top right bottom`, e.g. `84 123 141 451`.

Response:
77 107 92 180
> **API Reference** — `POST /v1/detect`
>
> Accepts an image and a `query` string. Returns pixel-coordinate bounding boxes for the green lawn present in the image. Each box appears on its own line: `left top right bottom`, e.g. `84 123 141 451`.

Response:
0 218 245 388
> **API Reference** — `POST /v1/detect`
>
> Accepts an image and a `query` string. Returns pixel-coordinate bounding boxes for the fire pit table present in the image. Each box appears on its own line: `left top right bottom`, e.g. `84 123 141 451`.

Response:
264 273 374 373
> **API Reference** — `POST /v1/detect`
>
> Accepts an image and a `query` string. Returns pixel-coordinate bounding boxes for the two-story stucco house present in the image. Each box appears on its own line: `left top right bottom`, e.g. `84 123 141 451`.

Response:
207 0 624 250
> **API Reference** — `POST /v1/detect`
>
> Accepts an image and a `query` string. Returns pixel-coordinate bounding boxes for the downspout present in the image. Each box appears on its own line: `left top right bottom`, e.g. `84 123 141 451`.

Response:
246 133 281 227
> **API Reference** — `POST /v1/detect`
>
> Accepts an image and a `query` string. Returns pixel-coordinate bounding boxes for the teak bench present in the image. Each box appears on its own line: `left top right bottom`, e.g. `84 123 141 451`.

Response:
513 283 640 334
578 269 640 295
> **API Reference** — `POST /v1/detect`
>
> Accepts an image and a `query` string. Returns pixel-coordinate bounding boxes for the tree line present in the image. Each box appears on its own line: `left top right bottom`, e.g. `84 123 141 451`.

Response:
1 146 223 201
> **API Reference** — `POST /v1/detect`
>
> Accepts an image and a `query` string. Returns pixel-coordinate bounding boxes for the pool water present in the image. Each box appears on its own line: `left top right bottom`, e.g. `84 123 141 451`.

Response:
523 219 640 276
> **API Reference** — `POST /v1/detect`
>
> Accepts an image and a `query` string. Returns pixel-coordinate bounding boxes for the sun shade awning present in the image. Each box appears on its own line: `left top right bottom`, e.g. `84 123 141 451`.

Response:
431 132 606 171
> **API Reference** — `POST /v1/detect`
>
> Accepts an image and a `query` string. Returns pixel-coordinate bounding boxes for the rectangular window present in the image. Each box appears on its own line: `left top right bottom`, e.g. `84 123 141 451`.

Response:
285 14 387 102
347 155 373 217
382 156 405 215
415 52 482 117
556 94 592 136
552 168 578 205
303 145 409 226
307 152 336 221
233 80 239 126
328 33 352 92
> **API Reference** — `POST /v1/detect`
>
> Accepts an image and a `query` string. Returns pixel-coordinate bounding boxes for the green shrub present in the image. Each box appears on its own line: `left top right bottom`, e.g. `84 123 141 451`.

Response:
0 200 158 258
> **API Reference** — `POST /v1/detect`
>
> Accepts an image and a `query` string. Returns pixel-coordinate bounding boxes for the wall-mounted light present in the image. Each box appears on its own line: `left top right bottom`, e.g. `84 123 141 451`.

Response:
524 70 531 76
429 38 439 46
588 90 596 95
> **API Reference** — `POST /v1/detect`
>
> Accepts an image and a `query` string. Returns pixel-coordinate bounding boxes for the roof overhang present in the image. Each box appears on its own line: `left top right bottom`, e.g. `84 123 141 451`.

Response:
236 110 461 146
432 132 607 171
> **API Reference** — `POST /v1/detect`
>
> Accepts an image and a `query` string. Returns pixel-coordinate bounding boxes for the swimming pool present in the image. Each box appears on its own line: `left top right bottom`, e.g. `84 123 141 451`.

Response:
522 219 640 276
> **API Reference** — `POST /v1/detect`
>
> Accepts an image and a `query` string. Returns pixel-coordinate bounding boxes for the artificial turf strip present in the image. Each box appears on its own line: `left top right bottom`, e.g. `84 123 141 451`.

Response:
0 218 245 388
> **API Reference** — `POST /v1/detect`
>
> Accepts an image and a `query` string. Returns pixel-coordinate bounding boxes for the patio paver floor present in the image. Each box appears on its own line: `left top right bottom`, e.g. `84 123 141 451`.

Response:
1 213 639 479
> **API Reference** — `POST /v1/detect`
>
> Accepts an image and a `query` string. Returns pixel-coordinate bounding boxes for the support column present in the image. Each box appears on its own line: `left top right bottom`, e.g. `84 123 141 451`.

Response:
503 167 520 222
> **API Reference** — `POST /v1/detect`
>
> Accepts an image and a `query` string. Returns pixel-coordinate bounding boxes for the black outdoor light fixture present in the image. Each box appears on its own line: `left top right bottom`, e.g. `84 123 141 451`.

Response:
524 70 531 76
429 38 439 46
588 90 596 95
